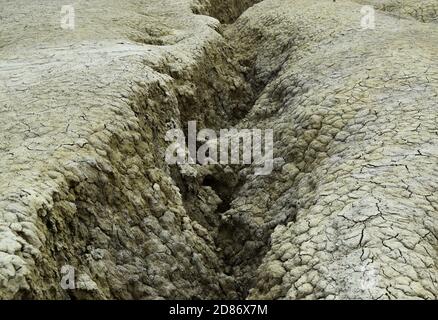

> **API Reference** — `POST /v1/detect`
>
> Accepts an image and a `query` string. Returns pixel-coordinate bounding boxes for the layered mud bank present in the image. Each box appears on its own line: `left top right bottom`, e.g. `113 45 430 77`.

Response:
1 0 438 300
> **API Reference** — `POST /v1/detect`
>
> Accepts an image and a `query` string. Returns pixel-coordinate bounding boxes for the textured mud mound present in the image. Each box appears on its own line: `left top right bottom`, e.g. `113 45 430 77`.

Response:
0 0 437 300
355 0 438 23
228 0 438 299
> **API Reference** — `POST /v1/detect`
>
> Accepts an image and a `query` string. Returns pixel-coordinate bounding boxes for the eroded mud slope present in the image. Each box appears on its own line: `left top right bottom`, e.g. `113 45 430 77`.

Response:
0 0 437 300
226 0 438 299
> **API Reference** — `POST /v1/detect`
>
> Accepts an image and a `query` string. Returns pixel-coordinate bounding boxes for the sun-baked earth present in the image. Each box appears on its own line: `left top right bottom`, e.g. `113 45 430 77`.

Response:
0 0 437 299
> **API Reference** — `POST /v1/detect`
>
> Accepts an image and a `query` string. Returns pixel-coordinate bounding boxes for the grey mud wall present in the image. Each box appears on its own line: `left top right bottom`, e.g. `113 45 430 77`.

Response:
0 0 437 299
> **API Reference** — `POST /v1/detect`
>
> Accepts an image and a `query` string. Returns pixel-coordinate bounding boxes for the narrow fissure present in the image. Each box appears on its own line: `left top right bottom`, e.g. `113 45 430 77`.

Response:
159 0 285 299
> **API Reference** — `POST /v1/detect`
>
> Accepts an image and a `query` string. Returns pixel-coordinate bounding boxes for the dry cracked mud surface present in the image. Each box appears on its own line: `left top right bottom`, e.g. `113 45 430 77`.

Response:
0 0 437 299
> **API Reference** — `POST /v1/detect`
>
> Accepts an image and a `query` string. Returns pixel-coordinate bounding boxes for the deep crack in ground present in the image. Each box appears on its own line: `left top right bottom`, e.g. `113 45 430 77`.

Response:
0 0 437 300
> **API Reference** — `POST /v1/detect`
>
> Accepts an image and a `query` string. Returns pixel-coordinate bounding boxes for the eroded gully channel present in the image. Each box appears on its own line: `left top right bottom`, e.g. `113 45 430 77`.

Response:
161 0 287 299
